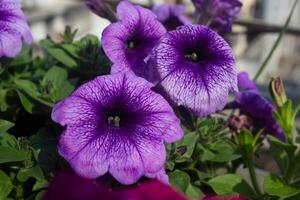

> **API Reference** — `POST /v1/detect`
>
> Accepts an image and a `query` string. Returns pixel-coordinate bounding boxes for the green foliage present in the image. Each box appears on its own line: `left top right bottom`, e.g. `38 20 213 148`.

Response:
207 174 255 197
0 120 14 133
0 27 109 200
166 117 243 198
1 22 300 200
264 174 300 198
0 170 13 199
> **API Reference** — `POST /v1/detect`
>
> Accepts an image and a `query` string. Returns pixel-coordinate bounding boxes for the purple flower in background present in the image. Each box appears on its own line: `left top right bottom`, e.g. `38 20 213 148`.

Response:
52 72 183 185
230 72 286 141
85 0 117 22
150 25 237 117
102 1 166 79
192 0 242 32
43 171 187 200
237 71 259 94
0 0 32 58
152 4 191 31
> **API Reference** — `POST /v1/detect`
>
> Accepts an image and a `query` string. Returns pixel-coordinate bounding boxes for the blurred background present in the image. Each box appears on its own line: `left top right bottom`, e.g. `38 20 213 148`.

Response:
23 0 300 102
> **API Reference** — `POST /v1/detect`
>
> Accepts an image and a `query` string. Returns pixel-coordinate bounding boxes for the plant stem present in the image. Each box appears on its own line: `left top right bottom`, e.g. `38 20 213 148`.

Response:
247 160 261 195
254 0 298 81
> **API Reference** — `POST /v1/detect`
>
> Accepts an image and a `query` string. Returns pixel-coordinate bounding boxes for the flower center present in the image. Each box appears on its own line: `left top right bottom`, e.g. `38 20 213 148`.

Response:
185 52 199 62
126 41 135 49
107 115 121 127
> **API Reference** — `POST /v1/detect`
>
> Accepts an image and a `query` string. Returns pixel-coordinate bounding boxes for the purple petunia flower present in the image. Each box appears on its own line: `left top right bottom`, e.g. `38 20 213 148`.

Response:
237 71 259 94
0 0 32 58
102 1 166 79
85 0 117 22
52 72 183 185
149 25 237 117
152 4 191 31
43 171 187 200
192 0 242 33
230 72 286 141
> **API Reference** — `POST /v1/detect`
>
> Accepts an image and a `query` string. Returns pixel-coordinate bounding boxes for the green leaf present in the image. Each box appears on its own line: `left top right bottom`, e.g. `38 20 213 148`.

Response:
169 170 190 193
29 129 59 177
16 90 34 113
296 126 300 144
15 79 41 98
0 146 29 164
61 44 79 58
32 179 48 191
0 120 14 134
17 165 45 182
0 170 13 199
0 89 8 112
207 174 255 197
42 66 75 101
185 184 203 198
268 135 296 157
47 48 77 68
199 141 240 162
9 45 32 67
63 26 78 44
269 142 289 176
0 133 18 148
264 174 300 198
175 132 198 163
254 0 298 80
15 80 53 108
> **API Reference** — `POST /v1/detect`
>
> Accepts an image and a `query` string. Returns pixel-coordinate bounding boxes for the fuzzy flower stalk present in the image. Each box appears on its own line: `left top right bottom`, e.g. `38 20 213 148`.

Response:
52 72 183 185
0 0 32 58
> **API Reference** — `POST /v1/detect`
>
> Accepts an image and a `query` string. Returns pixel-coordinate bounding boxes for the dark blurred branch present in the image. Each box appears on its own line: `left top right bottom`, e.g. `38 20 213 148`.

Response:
26 4 300 36
234 18 300 36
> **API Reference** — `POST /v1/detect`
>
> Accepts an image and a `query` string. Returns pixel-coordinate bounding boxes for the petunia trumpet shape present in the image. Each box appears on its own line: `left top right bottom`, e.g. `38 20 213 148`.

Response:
150 25 237 117
102 1 166 79
52 72 183 185
0 0 32 57
152 4 191 31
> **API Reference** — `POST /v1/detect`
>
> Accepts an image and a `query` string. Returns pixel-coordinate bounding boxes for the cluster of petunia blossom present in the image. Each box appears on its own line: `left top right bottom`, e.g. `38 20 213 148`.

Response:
228 72 286 141
0 0 32 57
52 0 238 185
192 0 242 32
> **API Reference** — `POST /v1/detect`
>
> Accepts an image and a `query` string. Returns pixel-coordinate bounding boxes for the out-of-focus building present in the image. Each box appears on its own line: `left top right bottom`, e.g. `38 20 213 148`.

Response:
23 0 300 101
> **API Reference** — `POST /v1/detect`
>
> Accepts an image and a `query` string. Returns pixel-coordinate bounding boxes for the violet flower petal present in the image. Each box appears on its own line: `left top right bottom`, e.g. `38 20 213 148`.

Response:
52 72 183 185
0 0 32 57
102 1 166 80
150 25 237 117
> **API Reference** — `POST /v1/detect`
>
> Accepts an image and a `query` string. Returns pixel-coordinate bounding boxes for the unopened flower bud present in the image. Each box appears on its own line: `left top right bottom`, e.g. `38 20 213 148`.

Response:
269 77 287 107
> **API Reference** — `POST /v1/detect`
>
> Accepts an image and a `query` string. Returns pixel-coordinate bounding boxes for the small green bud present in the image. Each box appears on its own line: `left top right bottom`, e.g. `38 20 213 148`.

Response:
269 76 287 107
